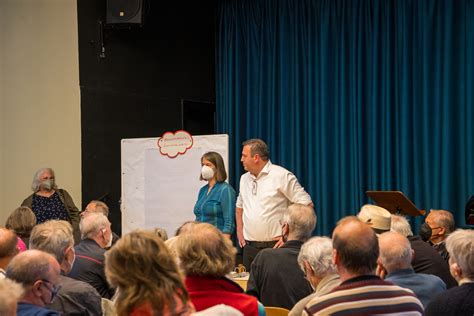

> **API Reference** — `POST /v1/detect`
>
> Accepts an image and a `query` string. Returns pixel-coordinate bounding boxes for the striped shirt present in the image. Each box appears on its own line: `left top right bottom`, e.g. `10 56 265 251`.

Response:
304 275 424 316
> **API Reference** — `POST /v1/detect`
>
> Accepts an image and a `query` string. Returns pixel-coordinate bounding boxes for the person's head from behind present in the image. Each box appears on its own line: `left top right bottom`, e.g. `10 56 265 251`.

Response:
390 215 413 237
80 213 112 249
241 138 269 175
297 236 336 289
332 216 379 279
175 221 197 236
6 249 61 307
200 152 227 182
0 278 23 316
105 230 190 315
81 200 109 218
0 227 19 269
31 168 57 192
176 222 236 277
378 232 413 275
445 229 474 283
425 210 455 243
5 206 37 239
280 204 317 242
29 220 75 273
153 227 169 241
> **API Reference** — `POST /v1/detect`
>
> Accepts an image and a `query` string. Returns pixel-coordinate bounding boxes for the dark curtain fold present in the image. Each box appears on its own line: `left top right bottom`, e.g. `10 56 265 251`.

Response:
216 0 474 236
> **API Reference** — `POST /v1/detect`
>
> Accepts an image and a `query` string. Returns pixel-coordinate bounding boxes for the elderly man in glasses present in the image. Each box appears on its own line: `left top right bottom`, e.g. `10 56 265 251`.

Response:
5 250 61 315
237 138 314 271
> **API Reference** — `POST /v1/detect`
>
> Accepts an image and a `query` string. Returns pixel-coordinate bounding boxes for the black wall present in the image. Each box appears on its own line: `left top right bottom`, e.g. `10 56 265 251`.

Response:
77 0 216 235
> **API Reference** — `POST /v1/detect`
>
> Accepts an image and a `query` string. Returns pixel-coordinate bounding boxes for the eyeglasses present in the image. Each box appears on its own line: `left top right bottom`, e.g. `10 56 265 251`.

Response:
252 180 257 195
39 279 61 303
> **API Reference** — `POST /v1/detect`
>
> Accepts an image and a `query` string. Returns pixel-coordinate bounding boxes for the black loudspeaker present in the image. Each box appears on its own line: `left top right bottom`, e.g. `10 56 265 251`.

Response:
106 0 144 25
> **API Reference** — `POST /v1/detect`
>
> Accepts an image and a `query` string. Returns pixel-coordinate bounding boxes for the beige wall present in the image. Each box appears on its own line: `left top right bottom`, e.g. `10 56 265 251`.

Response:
0 0 81 224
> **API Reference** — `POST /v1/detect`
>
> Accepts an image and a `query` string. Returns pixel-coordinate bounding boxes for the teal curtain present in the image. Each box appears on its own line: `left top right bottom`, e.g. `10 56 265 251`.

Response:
216 0 474 236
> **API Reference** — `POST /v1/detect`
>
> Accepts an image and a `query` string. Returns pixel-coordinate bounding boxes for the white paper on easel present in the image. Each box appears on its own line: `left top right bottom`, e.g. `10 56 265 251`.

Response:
121 134 229 236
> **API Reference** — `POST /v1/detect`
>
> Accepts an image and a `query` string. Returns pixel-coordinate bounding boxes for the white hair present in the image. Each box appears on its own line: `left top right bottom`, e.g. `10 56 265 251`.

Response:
297 236 336 277
390 215 413 237
80 213 110 240
378 232 412 272
29 220 74 264
281 204 317 241
445 229 474 279
31 167 57 192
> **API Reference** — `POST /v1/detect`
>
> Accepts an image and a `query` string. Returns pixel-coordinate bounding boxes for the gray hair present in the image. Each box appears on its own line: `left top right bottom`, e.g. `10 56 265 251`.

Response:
445 229 474 278
29 220 74 264
429 209 455 233
378 232 412 272
281 204 317 241
31 168 57 192
80 213 110 240
6 250 55 285
298 236 336 277
242 139 270 160
0 278 23 315
390 215 413 237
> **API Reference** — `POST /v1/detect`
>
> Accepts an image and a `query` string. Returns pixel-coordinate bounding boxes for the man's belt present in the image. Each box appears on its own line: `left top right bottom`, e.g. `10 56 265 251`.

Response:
245 240 276 248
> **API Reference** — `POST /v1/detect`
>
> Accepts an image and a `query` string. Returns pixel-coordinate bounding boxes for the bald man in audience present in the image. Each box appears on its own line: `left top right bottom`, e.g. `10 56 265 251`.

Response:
377 231 446 308
0 278 23 316
29 220 102 315
6 250 61 315
81 200 119 246
0 227 18 278
304 216 423 316
289 236 341 316
425 209 455 262
69 213 115 298
391 214 457 288
246 204 316 309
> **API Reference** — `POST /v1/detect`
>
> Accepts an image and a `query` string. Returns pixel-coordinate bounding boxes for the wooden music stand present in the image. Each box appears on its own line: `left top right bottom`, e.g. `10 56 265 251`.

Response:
366 191 426 216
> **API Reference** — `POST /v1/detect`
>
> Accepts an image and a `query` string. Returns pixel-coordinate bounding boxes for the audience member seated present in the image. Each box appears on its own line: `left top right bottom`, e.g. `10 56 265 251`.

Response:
289 236 340 316
0 227 19 278
377 231 446 308
29 220 102 315
304 216 423 316
425 229 474 316
105 230 194 315
175 222 264 316
5 206 37 247
68 213 115 298
6 250 61 316
0 277 23 315
357 204 391 234
424 209 455 262
21 168 81 243
391 214 457 288
81 200 119 246
246 204 316 309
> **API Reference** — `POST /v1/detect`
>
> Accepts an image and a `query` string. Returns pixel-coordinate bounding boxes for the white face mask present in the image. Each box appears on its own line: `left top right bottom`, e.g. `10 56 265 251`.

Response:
201 165 215 180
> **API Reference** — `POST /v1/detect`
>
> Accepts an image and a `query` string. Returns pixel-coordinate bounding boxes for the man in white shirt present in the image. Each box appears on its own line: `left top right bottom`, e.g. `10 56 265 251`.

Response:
236 138 313 270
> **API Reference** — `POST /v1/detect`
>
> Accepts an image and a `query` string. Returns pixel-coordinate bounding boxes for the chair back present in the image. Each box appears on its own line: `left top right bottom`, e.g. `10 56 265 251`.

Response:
264 306 290 316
